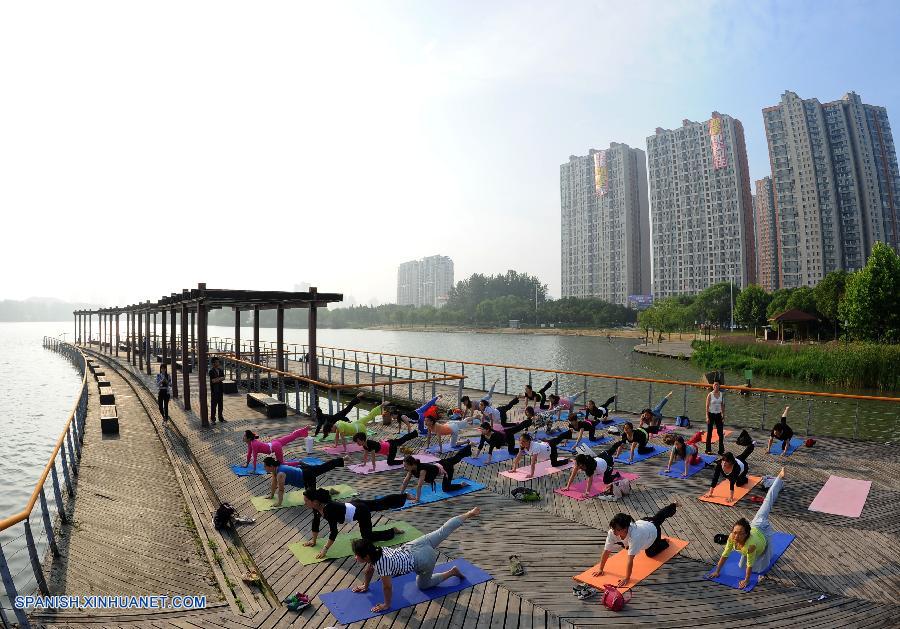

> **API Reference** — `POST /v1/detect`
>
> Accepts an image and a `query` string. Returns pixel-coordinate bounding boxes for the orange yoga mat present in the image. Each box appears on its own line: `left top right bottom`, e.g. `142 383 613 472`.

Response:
698 429 733 444
574 537 689 593
698 475 762 506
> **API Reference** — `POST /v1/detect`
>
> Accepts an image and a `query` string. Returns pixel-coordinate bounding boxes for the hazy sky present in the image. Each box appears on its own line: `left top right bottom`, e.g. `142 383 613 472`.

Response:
2 1 898 307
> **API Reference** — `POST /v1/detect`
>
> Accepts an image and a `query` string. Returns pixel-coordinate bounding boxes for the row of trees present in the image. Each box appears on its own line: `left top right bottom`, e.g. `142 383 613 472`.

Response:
638 242 900 343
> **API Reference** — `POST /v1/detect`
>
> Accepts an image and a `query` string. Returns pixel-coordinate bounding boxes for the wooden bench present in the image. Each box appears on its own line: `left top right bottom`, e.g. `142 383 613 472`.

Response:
96 376 110 388
175 360 192 374
100 404 119 434
222 379 238 394
247 392 287 418
98 385 115 406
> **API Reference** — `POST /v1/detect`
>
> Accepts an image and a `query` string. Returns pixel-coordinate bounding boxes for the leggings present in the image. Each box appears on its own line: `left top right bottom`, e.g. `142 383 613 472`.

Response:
351 494 409 541
264 427 310 464
597 444 620 484
538 380 553 410
748 475 784 571
594 395 616 422
706 412 724 452
447 420 468 447
415 396 439 434
503 419 532 455
573 420 597 441
498 399 519 427
299 457 344 491
436 445 471 492
387 430 418 466
157 390 170 418
480 381 497 403
640 502 678 558
314 396 363 435
547 430 572 467
407 515 465 589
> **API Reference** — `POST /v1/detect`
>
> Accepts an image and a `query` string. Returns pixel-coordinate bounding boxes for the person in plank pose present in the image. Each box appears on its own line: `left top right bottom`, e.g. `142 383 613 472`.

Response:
614 422 654 463
581 396 617 424
262 455 345 505
639 390 674 434
766 406 794 456
388 395 440 434
510 431 572 478
476 418 532 463
400 444 473 502
562 443 621 497
380 405 416 433
302 488 408 559
313 392 366 436
325 403 383 451
593 502 680 587
523 380 554 409
423 414 470 453
705 381 726 455
663 432 705 477
354 430 419 470
243 427 310 469
708 468 786 588
705 441 755 504
351 507 481 613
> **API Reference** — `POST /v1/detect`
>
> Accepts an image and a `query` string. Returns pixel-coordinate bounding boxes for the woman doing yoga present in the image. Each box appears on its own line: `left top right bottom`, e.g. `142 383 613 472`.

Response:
639 391 673 434
313 392 366 436
351 507 480 613
302 488 408 559
708 468 786 588
244 427 309 469
664 432 704 477
615 422 654 463
593 502 680 587
423 416 470 453
706 441 755 503
511 431 571 478
582 396 616 423
400 444 473 502
353 430 419 470
523 380 553 409
262 455 345 505
325 404 382 450
380 405 415 433
563 443 621 497
476 418 532 463
766 406 793 456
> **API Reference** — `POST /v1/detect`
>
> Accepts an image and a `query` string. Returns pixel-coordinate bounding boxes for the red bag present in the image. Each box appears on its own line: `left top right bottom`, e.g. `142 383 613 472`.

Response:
601 584 632 611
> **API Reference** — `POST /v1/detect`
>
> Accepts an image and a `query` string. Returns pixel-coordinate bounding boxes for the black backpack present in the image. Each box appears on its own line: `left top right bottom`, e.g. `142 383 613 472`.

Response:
213 503 237 528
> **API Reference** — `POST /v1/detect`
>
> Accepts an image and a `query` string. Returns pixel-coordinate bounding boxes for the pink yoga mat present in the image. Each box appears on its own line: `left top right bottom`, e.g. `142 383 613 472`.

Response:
808 475 872 518
348 453 439 475
323 443 364 455
555 472 639 501
499 459 573 481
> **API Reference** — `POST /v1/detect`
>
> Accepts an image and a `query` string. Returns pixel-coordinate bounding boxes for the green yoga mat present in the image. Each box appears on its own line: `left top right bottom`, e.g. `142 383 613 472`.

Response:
315 429 376 443
251 485 358 512
288 521 421 565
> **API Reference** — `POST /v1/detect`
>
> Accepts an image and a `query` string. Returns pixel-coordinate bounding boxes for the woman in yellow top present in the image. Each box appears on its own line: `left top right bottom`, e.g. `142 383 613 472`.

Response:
325 404 382 451
708 467 785 588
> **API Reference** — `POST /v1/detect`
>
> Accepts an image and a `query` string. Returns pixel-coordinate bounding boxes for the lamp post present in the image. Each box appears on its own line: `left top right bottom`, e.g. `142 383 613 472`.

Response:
729 264 735 331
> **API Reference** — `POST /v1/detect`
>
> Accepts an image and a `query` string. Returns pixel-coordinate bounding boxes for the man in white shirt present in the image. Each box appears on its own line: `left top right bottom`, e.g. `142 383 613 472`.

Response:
593 502 679 587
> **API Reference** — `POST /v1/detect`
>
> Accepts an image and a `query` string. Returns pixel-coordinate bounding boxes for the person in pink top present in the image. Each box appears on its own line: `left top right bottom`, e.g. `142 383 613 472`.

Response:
354 430 419 470
244 427 309 469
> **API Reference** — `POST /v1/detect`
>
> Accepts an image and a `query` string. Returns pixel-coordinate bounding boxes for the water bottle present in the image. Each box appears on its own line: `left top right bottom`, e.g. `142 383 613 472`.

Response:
305 436 314 454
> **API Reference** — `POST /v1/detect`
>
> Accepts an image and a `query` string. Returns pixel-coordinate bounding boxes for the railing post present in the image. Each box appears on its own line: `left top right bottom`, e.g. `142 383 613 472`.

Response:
854 401 859 440
327 388 334 415
355 359 360 385
682 385 688 416
457 377 465 407
39 487 60 558
482 365 485 392
528 370 532 387
25 518 50 595
583 376 588 406
295 380 300 412
505 368 509 395
388 371 393 399
648 381 653 410
50 462 67 523
761 395 767 430
806 399 812 436
554 377 559 396
341 360 346 386
0 540 30 628
614 379 619 411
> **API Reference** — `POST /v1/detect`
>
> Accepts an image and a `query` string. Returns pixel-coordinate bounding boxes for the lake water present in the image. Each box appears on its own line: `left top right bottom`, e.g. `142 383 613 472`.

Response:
1 321 896 608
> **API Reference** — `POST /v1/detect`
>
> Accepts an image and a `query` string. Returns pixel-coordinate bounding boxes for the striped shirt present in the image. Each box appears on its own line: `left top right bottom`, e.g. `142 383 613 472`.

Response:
373 546 416 578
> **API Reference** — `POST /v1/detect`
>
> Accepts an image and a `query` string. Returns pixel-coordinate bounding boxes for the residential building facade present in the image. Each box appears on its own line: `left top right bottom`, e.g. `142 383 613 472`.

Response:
754 177 778 291
396 255 454 307
560 142 650 304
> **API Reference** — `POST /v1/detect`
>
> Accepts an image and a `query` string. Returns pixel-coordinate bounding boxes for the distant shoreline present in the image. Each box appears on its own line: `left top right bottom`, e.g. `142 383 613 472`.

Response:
357 324 646 338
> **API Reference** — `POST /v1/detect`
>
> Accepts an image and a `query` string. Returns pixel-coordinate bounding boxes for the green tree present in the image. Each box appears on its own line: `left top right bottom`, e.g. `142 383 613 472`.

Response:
734 284 771 333
785 286 818 317
766 288 792 319
814 270 848 339
694 281 739 327
839 242 900 342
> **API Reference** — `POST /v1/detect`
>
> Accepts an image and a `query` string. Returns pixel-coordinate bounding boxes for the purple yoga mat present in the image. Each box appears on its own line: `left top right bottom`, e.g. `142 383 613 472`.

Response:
323 443 363 455
808 475 871 518
320 559 492 624
555 472 639 501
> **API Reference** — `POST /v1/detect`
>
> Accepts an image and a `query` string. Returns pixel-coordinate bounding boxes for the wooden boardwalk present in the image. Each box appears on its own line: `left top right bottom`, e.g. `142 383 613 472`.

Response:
35 349 900 628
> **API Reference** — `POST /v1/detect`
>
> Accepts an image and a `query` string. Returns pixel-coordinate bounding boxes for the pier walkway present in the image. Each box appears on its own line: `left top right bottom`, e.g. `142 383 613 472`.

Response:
33 347 900 628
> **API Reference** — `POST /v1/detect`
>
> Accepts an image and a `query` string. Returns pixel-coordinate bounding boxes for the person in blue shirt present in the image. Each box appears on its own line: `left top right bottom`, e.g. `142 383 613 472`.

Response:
262 455 345 507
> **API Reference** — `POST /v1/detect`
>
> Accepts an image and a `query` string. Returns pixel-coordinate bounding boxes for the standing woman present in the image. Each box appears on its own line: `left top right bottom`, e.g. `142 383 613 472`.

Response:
244 427 310 469
354 430 419 470
400 444 473 502
705 381 725 455
705 442 755 504
302 488 408 559
156 364 172 422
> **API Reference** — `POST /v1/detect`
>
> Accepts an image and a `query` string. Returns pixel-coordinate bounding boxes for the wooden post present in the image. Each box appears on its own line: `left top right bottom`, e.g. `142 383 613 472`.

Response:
253 306 260 364
161 308 167 366
197 284 209 427
190 310 195 361
181 302 191 411
234 308 241 360
128 312 133 364
277 305 284 371
115 312 119 357
170 308 179 398
138 309 144 371
152 312 157 359
308 287 318 412
100 313 104 352
145 307 152 375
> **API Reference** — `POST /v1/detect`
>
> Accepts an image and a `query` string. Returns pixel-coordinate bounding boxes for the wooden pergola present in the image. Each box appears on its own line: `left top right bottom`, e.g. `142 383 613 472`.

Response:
74 284 342 426
769 308 818 343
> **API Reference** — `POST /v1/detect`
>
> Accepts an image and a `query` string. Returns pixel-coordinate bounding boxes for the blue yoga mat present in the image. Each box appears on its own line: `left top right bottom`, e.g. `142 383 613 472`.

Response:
607 416 630 426
388 478 485 510
230 457 323 476
424 442 470 455
768 437 804 456
320 559 492 624
615 445 669 465
706 532 795 591
658 454 717 478
463 449 515 466
563 435 613 452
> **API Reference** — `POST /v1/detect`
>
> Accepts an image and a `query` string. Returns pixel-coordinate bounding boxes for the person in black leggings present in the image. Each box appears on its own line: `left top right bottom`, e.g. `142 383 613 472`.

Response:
583 396 616 423
615 423 654 462
563 443 621 496
767 406 793 455
262 455 346 505
523 380 553 409
511 431 571 478
497 397 523 427
593 503 680 587
302 489 408 558
353 430 419 470
706 443 755 503
313 392 366 436
569 414 601 442
401 444 472 502
477 419 532 463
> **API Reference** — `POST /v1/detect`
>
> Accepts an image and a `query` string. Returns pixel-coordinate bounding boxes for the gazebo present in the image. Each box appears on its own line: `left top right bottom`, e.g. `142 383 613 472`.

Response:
769 309 818 342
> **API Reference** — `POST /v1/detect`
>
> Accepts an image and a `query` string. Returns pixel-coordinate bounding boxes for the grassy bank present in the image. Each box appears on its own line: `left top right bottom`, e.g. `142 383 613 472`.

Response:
691 340 900 392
